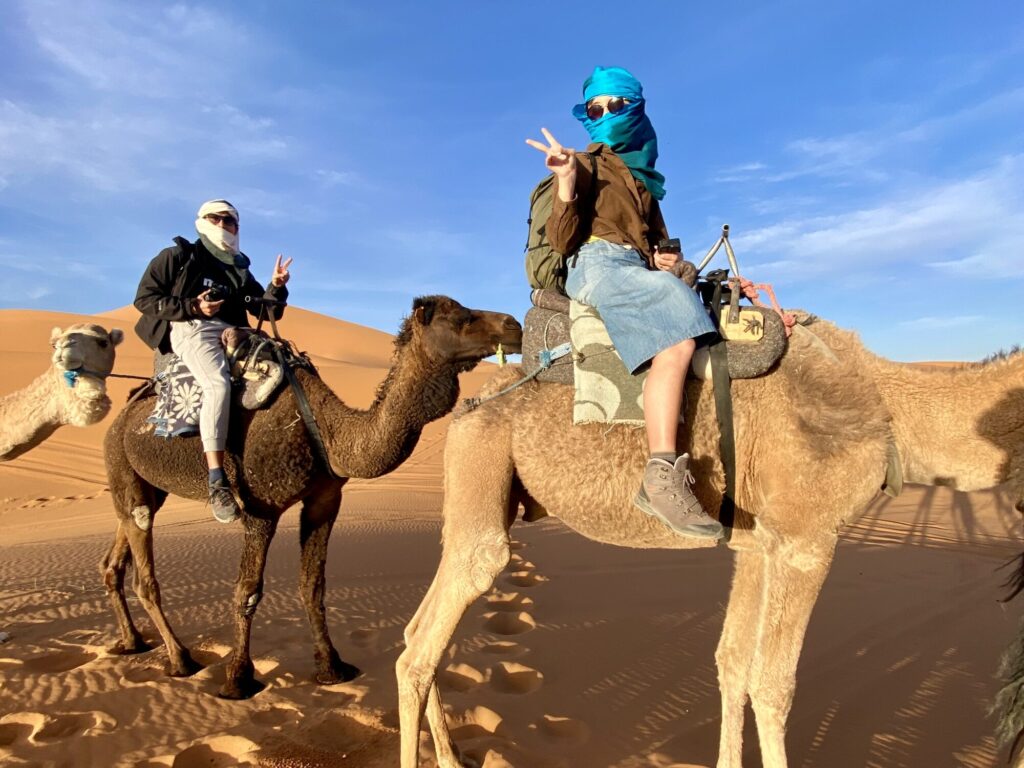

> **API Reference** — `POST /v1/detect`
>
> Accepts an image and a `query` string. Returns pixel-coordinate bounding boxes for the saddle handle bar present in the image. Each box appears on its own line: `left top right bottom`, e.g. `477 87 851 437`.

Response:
244 295 287 307
696 224 741 277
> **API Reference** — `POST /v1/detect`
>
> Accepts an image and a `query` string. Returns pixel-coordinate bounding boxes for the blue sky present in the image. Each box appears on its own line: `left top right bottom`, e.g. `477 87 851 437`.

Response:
0 0 1021 361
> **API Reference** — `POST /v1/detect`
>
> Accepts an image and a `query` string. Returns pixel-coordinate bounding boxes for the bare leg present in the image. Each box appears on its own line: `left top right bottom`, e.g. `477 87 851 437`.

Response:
220 512 278 699
644 337 696 453
205 449 224 470
748 538 837 768
715 548 768 768
298 483 359 684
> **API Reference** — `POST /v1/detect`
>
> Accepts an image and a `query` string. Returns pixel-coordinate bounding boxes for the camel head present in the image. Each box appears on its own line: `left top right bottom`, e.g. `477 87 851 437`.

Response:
50 324 124 397
397 296 522 371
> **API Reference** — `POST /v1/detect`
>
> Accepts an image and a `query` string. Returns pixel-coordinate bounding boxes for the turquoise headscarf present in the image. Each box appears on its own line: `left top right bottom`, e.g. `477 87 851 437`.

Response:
572 66 666 200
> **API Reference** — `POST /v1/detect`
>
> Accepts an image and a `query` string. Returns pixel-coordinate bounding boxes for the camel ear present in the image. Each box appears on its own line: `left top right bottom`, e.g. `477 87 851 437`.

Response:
109 328 124 347
412 297 436 326
50 327 63 346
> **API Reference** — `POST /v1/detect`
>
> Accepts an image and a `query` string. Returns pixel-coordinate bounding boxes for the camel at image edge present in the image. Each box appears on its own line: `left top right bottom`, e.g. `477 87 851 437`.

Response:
0 323 124 462
396 315 1024 768
101 296 522 699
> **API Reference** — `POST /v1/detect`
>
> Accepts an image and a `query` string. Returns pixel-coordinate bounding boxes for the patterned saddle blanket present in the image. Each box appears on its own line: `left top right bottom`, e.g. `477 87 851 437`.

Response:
147 328 285 438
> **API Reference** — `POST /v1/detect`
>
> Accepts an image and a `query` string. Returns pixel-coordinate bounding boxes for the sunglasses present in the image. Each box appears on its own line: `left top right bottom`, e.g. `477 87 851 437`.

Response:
205 213 238 228
586 96 630 120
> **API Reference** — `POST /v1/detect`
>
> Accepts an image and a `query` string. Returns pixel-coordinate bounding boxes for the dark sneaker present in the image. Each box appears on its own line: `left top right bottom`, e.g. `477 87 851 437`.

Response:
208 479 241 524
634 455 723 540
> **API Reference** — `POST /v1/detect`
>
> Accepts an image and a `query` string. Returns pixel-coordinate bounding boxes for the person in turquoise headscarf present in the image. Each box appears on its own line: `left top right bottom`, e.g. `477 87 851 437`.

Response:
526 65 722 540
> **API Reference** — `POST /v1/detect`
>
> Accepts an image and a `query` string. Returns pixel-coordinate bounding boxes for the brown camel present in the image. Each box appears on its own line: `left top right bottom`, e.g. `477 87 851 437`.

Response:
396 317 1024 768
101 296 522 699
1 323 123 461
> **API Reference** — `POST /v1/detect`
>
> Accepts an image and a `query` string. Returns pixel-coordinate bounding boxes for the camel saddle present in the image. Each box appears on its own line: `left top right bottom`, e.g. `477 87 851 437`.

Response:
522 271 789 392
147 328 285 438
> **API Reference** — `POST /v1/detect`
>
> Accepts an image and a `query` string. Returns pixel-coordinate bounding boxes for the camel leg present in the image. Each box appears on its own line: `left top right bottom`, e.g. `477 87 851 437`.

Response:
102 451 169 654
121 517 200 677
398 535 510 768
748 537 837 768
220 512 278 699
398 415 515 768
298 484 360 684
715 548 768 768
99 521 151 654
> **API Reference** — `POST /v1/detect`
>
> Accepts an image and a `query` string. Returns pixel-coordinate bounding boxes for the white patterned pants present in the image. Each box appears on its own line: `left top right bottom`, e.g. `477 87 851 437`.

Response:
169 318 232 453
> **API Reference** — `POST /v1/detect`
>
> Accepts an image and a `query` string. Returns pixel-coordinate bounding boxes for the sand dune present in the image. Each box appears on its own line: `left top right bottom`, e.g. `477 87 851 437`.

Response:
1 306 1021 767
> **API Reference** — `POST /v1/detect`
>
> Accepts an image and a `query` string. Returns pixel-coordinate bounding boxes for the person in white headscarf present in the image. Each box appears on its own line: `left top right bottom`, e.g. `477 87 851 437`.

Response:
134 199 293 523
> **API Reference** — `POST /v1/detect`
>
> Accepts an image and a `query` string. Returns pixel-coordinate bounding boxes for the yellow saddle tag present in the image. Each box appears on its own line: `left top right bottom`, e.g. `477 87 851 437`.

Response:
719 308 765 342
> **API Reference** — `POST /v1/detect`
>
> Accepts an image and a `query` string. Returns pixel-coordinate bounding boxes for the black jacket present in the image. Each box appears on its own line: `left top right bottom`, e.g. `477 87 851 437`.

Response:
134 237 289 352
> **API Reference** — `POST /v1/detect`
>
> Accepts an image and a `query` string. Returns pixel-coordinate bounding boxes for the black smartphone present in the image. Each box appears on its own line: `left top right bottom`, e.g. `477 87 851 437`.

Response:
658 237 681 254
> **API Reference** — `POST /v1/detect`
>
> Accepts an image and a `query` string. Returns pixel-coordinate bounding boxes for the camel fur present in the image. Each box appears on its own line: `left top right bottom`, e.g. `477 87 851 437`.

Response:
396 317 1024 768
0 323 123 462
100 296 522 699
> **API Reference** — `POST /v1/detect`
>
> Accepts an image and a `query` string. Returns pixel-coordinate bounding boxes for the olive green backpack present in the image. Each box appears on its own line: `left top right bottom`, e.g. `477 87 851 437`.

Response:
524 152 597 294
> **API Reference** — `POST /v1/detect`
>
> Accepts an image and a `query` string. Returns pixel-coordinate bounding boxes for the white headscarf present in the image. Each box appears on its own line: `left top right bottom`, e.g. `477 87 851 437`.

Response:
195 199 240 255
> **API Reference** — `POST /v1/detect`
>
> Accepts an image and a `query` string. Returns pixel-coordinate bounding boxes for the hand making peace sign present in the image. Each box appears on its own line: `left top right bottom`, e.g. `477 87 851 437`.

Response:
271 254 293 288
525 128 576 180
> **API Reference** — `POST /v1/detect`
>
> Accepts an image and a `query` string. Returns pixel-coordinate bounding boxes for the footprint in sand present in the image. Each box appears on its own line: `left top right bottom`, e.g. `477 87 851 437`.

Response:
488 661 543 694
439 662 486 693
21 647 97 674
35 711 116 741
250 705 302 728
534 714 590 746
485 591 534 612
165 735 259 767
508 554 535 570
483 611 536 636
0 719 35 748
446 705 507 741
120 662 164 686
504 571 548 588
478 640 526 657
348 627 380 648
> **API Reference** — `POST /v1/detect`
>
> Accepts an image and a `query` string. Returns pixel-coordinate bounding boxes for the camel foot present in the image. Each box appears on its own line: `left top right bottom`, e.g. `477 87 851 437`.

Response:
107 637 153 655
315 657 361 685
167 651 202 678
217 675 266 700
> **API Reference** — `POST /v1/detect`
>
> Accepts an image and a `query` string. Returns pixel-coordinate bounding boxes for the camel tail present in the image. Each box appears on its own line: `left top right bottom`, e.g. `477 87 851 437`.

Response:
993 553 1024 761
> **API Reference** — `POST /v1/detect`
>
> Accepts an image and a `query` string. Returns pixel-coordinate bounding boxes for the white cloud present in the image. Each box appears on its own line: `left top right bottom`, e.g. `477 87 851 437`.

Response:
732 154 1024 281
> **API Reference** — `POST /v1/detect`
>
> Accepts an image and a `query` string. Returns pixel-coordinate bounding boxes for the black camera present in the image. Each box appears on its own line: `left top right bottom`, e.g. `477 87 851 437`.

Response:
203 285 229 302
658 237 682 255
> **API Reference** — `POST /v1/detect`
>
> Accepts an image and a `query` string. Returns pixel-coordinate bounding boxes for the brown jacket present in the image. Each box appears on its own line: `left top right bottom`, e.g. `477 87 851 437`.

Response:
547 142 668 265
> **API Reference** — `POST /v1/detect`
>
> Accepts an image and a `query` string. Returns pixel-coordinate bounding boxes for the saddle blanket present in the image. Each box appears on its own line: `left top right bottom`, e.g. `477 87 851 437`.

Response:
147 330 284 438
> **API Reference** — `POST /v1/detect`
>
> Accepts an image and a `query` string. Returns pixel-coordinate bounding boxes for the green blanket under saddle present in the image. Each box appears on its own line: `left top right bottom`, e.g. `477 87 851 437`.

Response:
570 302 648 426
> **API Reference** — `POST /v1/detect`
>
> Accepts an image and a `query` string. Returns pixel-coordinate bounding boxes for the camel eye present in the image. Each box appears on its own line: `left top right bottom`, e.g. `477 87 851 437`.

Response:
98 339 108 348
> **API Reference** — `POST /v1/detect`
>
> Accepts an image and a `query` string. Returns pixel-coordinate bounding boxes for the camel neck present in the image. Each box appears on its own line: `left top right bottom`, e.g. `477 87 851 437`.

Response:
309 339 462 479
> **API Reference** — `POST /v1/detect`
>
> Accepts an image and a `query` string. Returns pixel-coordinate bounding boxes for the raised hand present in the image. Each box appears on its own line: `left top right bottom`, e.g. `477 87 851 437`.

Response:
525 128 576 180
271 254 293 287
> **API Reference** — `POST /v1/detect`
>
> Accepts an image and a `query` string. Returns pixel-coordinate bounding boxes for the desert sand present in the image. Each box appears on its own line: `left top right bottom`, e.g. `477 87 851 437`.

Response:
0 306 1020 768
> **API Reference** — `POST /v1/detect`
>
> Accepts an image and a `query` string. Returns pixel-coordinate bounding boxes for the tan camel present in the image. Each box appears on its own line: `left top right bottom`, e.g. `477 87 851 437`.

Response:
101 296 522 699
396 317 1024 768
0 323 124 462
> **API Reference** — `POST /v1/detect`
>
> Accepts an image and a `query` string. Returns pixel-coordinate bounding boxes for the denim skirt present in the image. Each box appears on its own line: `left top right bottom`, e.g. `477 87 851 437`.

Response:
565 239 716 373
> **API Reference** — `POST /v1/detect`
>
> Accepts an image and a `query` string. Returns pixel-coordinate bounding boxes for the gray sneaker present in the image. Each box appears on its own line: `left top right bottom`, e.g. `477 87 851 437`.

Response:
208 479 241 524
634 455 724 540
